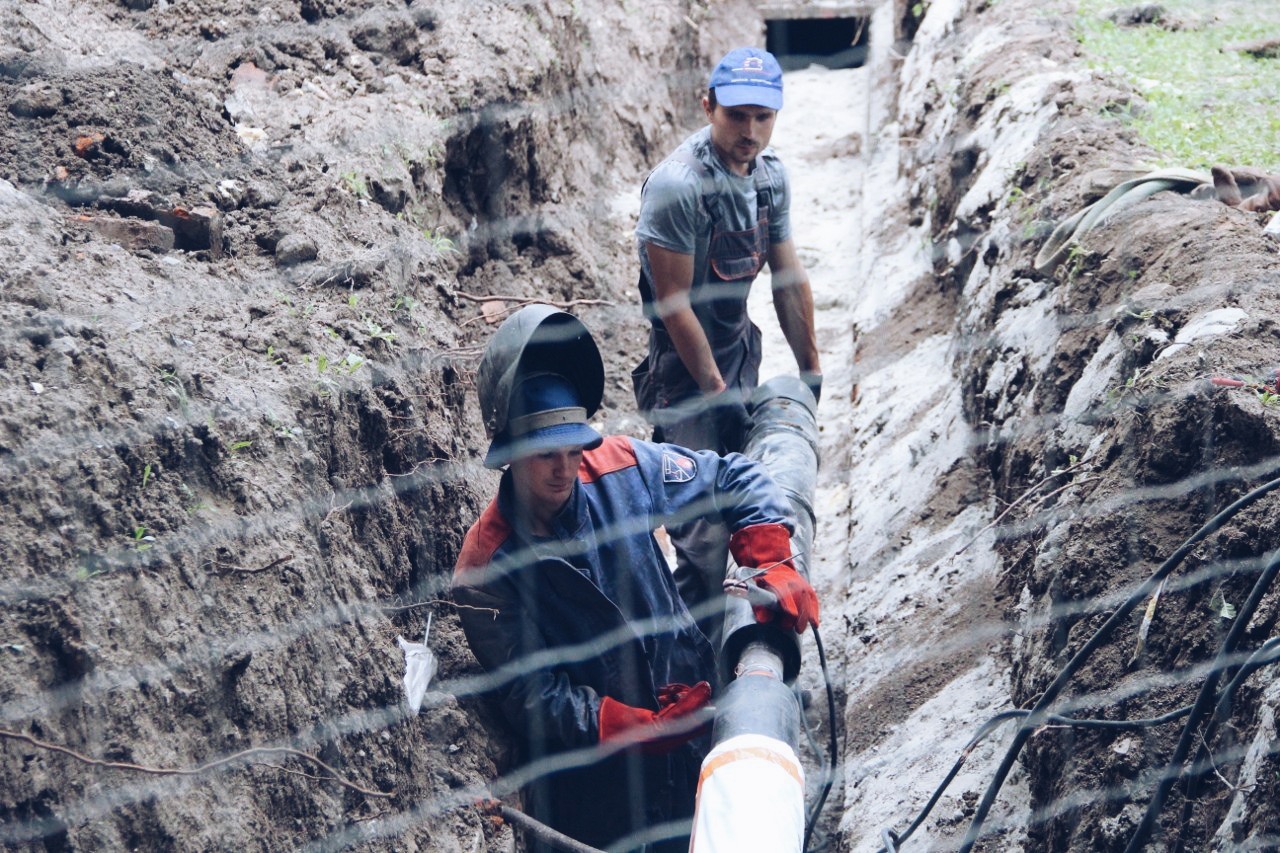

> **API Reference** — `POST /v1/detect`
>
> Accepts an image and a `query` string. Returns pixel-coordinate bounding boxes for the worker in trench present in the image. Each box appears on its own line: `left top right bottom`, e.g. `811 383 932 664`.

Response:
452 305 820 852
630 46 822 645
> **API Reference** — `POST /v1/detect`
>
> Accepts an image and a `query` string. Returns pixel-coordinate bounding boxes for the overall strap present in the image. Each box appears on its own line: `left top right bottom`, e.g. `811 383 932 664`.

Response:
669 147 722 224
658 148 770 225
753 155 773 220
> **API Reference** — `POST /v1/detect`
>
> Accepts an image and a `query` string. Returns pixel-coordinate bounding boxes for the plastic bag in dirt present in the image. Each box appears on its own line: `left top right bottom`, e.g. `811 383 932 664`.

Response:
397 614 438 715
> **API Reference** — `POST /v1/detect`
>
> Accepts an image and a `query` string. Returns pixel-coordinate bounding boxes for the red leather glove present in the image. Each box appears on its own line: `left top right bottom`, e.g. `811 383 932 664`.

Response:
657 682 700 708
755 564 820 633
598 681 713 754
729 523 821 633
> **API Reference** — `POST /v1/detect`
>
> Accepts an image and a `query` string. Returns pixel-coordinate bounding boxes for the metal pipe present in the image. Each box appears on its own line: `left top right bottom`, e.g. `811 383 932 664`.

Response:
718 375 820 686
692 376 820 853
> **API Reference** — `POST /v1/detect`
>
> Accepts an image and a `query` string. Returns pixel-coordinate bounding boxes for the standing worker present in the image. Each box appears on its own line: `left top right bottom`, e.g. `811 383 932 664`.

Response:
631 45 822 454
630 47 823 629
453 305 819 853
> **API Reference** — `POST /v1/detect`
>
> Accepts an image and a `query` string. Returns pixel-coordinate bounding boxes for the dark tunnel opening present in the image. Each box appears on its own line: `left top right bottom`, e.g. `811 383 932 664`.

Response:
766 15 868 71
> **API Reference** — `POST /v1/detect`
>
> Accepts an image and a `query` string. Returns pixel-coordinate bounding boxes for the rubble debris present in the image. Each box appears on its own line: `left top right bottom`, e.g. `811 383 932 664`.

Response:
77 214 176 253
1222 37 1280 59
163 206 224 258
1210 165 1280 213
274 233 318 266
1107 4 1167 26
8 84 62 118
73 132 106 158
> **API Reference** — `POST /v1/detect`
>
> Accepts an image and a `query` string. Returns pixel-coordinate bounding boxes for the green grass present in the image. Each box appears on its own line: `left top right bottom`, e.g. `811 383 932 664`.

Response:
1076 0 1280 169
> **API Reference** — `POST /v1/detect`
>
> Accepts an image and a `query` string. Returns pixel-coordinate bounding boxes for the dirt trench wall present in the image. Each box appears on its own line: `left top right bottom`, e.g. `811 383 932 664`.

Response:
868 0 1280 849
0 1 759 850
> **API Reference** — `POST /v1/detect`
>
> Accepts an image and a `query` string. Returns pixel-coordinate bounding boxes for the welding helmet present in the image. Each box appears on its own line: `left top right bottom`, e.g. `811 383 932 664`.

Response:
476 304 604 468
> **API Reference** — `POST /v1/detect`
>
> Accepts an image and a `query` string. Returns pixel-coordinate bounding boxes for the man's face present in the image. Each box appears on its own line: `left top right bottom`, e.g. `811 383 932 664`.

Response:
511 446 584 513
703 99 777 175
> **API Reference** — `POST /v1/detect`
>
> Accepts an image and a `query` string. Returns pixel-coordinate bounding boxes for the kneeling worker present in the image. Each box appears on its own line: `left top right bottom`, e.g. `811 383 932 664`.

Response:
452 305 819 852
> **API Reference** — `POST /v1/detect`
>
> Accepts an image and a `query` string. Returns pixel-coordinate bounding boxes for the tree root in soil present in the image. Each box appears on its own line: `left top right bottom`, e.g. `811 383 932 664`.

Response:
0 728 393 799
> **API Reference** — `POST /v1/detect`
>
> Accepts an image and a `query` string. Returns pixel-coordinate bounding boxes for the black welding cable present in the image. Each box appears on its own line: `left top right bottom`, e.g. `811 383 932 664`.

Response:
1115 639 1280 853
957 473 1280 853
1046 705 1193 730
881 704 1202 851
1213 637 1280 722
1174 637 1280 850
803 624 840 852
881 639 1280 851
1170 640 1280 853
880 710 1029 850
798 685 824 772
1126 548 1280 853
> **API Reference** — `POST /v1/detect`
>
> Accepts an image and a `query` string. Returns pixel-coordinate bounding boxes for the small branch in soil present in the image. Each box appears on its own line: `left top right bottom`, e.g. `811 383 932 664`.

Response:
452 291 614 325
480 799 606 853
206 554 295 575
382 598 498 618
951 458 1098 559
0 728 393 799
386 456 451 477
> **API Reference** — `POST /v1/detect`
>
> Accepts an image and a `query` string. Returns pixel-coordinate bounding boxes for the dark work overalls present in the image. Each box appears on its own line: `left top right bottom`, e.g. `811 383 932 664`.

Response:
631 149 774 645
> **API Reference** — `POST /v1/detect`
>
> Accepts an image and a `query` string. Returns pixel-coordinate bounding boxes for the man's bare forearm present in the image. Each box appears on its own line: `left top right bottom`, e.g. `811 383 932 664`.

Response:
769 243 820 374
647 241 727 394
663 307 726 394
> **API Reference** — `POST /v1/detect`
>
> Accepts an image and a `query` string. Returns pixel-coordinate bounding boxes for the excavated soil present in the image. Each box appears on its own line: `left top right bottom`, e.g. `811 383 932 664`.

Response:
3 0 1280 851
0 1 755 849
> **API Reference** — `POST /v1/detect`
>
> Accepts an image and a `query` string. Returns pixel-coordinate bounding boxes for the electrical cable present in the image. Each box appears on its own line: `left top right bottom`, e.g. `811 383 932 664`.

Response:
1170 641 1280 853
798 685 824 768
879 664 1280 853
1126 548 1280 853
1170 626 1280 852
1032 168 1209 274
880 710 1029 851
1213 637 1280 723
957 469 1280 853
802 624 839 852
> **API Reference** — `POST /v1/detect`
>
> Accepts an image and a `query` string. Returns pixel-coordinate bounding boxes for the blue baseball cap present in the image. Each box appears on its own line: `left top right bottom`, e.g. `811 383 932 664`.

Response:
708 47 783 110
484 372 603 468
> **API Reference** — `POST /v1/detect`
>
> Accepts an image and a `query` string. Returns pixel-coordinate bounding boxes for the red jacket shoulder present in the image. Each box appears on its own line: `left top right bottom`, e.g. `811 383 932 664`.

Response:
580 435 637 484
454 498 511 579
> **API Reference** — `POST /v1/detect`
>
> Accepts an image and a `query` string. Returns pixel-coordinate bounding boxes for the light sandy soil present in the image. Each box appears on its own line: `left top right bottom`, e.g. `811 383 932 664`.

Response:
750 57 1031 850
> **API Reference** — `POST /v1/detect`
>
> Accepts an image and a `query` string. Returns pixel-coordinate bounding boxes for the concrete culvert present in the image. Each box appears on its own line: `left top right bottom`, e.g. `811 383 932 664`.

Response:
764 4 872 71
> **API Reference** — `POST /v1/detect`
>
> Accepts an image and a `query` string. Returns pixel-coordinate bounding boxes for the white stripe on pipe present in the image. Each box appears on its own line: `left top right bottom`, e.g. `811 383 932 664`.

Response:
690 733 805 852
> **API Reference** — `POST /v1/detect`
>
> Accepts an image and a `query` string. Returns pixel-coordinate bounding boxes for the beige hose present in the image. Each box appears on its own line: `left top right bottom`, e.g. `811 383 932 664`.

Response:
1034 167 1209 274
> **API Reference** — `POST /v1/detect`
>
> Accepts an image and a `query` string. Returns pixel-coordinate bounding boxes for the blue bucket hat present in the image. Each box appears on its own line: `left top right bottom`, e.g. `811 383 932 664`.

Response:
709 47 783 110
484 372 603 468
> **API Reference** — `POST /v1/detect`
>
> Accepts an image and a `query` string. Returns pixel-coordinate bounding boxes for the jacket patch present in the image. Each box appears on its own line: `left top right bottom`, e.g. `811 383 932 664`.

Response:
662 451 697 483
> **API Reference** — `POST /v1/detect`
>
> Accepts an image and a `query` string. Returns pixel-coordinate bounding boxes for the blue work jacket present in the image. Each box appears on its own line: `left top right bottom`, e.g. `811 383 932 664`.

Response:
452 435 793 851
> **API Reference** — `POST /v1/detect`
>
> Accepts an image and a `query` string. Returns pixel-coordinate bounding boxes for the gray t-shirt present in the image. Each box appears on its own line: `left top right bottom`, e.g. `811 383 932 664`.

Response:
635 126 792 340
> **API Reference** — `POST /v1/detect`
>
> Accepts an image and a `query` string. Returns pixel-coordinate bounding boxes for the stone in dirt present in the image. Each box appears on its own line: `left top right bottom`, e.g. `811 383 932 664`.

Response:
158 206 224 258
274 232 318 266
79 214 176 253
8 84 62 118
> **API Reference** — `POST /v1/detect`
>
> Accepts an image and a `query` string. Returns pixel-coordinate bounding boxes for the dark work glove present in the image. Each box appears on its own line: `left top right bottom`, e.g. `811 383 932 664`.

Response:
799 370 823 405
709 390 752 453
